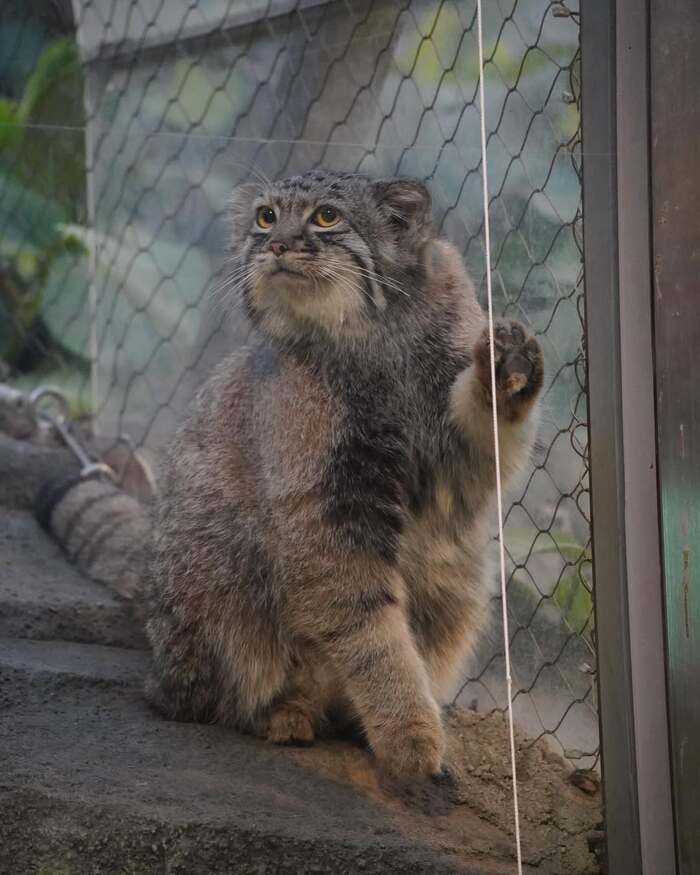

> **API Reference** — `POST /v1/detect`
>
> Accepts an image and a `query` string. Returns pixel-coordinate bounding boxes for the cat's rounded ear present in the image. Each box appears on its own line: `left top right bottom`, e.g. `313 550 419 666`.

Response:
371 178 432 234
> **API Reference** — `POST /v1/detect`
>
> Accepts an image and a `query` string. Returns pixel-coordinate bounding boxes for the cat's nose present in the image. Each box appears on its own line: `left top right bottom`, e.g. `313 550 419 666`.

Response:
269 240 289 257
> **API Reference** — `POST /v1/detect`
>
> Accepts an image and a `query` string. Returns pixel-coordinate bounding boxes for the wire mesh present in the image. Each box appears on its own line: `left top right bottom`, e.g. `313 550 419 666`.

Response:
0 0 595 781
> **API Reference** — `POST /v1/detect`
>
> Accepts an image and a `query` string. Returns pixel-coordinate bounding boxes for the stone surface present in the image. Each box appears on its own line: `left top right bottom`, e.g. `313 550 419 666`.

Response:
0 432 79 511
0 638 516 875
0 509 145 648
0 460 603 875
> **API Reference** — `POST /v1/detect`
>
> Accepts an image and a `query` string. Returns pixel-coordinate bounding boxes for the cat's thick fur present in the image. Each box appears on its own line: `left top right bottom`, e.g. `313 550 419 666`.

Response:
144 170 544 778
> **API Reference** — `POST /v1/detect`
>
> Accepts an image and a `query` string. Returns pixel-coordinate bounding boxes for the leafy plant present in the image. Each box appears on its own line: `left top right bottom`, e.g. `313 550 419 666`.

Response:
0 228 87 371
0 36 88 376
506 526 594 641
0 38 82 178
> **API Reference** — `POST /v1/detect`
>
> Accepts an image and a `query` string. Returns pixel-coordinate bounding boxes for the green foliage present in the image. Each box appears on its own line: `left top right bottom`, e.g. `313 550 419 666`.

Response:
0 38 80 133
21 38 80 117
398 6 577 90
0 97 21 148
507 527 593 640
165 60 240 135
0 228 88 367
0 37 84 214
0 36 88 382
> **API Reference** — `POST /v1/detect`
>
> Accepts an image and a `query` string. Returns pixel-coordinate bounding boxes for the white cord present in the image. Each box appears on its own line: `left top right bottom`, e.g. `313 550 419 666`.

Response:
475 2 523 872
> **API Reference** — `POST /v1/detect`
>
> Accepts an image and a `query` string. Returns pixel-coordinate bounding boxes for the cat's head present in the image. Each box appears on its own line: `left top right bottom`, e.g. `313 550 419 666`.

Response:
226 169 434 341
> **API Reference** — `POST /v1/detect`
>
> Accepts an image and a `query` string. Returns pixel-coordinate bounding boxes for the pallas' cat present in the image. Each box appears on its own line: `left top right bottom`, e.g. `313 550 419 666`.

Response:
43 170 544 779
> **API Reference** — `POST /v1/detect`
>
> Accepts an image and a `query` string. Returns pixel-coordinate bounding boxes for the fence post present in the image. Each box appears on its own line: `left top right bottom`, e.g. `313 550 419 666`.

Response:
581 0 677 872
650 0 700 867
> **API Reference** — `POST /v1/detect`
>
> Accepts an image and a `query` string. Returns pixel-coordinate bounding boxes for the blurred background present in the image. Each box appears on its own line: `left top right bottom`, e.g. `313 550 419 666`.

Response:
0 0 596 771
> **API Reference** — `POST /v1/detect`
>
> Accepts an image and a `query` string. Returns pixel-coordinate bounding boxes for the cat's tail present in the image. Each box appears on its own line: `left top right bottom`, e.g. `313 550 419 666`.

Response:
35 472 151 604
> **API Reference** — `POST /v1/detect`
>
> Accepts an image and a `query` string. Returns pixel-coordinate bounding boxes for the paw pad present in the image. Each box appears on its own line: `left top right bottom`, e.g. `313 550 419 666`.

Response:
474 319 544 415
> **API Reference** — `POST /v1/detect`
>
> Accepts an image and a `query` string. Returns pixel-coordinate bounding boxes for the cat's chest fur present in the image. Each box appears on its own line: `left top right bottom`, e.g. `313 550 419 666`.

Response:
319 350 488 679
248 338 476 576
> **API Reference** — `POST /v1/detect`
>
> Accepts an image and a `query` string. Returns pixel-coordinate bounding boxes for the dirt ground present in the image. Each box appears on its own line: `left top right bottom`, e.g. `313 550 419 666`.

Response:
292 707 603 873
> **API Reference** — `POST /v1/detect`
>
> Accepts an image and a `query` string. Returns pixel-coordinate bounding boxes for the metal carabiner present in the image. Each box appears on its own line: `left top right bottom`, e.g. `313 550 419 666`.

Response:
28 385 116 481
28 385 71 418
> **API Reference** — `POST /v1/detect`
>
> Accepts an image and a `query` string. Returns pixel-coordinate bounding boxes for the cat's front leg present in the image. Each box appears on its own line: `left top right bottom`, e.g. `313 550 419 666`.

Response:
450 318 544 477
293 566 445 779
333 592 445 779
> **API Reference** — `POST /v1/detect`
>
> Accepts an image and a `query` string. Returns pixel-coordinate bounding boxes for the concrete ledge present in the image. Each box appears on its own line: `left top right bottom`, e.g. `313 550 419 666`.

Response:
0 433 79 512
0 634 602 875
1 789 486 875
0 640 506 875
0 476 603 874
0 510 145 648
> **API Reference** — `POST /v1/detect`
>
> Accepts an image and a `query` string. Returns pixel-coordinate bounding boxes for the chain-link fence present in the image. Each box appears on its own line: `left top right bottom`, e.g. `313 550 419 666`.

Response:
0 0 595 775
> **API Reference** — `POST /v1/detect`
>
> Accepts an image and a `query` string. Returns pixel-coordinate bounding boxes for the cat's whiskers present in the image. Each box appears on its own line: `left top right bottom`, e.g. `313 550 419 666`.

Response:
209 262 261 317
321 256 410 299
316 263 377 308
320 260 398 307
317 262 386 311
209 254 251 293
210 265 257 302
329 258 410 298
210 271 245 304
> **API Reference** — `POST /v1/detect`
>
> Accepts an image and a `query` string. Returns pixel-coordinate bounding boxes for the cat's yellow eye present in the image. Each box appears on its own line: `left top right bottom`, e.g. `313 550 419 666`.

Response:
256 206 276 229
312 205 340 228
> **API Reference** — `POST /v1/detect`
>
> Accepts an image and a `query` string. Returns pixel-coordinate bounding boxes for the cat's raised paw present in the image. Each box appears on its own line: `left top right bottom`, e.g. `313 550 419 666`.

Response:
474 318 544 418
266 705 316 746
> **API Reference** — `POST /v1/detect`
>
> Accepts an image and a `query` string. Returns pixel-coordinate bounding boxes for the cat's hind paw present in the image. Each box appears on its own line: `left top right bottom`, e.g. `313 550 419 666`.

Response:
266 704 316 746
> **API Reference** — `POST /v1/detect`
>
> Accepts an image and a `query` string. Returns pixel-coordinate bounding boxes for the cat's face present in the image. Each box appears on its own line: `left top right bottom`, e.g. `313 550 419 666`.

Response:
228 170 433 341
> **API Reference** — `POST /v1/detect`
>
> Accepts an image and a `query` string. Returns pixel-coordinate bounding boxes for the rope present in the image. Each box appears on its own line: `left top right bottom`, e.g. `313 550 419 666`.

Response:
475 2 523 871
